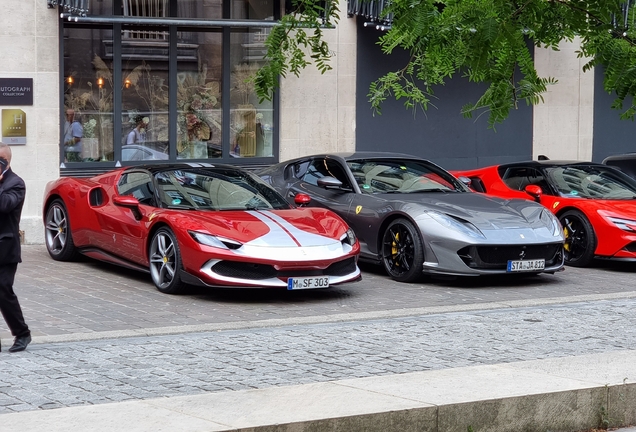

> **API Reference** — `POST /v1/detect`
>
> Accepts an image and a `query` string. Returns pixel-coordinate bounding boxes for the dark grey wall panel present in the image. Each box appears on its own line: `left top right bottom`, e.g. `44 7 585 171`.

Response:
592 65 636 162
355 20 533 170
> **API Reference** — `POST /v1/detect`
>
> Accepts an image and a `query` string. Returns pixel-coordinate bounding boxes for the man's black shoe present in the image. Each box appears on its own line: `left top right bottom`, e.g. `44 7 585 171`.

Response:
9 335 31 353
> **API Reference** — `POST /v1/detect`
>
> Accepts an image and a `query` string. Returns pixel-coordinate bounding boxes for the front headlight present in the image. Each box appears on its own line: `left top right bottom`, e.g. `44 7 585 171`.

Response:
189 231 242 250
540 209 562 237
340 228 357 246
425 211 485 239
605 216 636 233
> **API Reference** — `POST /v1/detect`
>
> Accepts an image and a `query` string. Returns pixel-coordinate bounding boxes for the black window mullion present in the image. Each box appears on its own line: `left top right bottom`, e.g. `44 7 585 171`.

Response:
222 27 231 160
222 0 231 162
59 13 65 165
113 22 122 163
169 25 178 160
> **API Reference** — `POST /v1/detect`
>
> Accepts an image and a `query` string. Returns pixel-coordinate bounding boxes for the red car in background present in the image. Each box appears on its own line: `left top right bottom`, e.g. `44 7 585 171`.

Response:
455 160 636 267
43 163 361 294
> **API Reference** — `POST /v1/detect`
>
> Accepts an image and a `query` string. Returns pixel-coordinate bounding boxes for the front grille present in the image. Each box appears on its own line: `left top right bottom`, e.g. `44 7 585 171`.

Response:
212 262 278 279
458 244 562 270
211 257 357 280
325 257 357 276
624 242 636 253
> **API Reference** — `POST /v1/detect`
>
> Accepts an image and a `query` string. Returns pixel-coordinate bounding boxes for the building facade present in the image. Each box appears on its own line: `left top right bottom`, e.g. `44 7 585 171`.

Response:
0 0 629 245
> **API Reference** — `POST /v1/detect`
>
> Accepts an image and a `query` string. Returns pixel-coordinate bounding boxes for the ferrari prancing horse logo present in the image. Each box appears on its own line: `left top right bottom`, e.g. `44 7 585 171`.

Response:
355 205 362 215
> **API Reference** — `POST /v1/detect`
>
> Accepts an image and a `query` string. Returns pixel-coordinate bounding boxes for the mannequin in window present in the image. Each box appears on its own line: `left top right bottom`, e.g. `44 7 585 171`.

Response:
126 115 148 145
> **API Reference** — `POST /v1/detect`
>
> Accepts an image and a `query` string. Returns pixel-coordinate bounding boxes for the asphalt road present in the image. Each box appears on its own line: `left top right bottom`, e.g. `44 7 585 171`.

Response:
6 244 636 341
1 245 636 418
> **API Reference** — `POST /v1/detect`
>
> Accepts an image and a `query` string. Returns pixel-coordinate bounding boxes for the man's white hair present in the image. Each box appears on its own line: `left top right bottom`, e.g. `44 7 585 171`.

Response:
0 143 12 164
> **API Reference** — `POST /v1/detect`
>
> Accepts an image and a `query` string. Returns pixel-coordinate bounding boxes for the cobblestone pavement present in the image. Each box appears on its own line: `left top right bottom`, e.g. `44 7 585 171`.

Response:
9 245 636 340
1 297 636 414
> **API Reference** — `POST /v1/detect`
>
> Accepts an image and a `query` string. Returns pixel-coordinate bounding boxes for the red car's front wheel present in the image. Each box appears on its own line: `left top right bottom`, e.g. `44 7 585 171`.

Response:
559 210 596 267
149 227 186 294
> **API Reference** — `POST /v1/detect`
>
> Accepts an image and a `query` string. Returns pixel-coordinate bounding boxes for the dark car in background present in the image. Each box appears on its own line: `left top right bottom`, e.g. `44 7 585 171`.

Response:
603 153 636 180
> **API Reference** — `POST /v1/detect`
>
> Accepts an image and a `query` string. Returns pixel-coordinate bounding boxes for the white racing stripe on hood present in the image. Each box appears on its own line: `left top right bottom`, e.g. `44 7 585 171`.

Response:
247 210 339 248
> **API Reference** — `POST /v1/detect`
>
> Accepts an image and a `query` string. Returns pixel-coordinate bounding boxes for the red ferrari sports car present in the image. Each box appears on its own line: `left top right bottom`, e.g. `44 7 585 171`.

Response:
455 160 636 267
43 163 361 294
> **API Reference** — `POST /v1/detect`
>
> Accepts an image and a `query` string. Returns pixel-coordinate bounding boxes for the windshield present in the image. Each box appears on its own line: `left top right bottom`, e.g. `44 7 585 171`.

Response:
545 165 636 199
155 168 291 211
347 159 469 194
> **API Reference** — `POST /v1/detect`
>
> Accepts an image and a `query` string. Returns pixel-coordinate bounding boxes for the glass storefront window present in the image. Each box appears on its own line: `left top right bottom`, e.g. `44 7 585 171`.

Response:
177 0 222 19
120 29 170 161
230 28 274 158
61 0 277 168
63 26 115 163
177 30 223 160
231 0 274 20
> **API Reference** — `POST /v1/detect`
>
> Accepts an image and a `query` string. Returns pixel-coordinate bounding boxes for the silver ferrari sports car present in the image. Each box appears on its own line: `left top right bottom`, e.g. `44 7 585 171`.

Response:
258 152 565 282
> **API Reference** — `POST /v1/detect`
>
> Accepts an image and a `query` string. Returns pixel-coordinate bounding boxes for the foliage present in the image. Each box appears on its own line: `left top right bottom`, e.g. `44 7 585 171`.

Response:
64 55 117 147
83 118 97 138
125 61 169 112
254 0 338 104
255 0 636 128
65 55 114 114
233 63 260 105
176 71 221 151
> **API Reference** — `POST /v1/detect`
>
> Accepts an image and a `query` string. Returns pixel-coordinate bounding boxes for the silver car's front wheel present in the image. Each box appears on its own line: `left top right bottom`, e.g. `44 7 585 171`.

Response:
44 199 78 261
382 218 424 283
149 227 186 294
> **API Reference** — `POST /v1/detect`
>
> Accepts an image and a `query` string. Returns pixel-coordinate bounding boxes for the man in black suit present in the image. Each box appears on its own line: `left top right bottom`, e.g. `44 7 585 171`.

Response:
0 143 31 352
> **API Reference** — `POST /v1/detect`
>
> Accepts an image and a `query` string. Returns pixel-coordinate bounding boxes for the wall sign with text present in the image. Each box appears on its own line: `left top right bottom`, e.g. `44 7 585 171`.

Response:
2 109 27 145
0 78 34 106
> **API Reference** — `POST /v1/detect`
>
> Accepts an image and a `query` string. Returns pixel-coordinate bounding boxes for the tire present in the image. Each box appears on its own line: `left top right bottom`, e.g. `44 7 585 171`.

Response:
149 227 186 294
381 218 424 282
44 199 79 261
559 210 596 267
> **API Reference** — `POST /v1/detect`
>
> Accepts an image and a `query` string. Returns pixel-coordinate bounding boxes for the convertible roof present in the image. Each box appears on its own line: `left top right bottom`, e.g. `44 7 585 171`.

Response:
320 151 426 161
126 162 243 175
500 160 606 169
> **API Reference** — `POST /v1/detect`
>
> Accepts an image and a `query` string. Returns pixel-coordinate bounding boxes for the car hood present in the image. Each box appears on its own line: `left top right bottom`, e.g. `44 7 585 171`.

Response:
168 207 346 246
587 199 636 218
395 192 547 230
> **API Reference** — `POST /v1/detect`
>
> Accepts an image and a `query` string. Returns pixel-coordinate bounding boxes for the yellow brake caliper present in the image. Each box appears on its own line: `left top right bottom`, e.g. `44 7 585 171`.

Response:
392 233 400 266
563 226 570 252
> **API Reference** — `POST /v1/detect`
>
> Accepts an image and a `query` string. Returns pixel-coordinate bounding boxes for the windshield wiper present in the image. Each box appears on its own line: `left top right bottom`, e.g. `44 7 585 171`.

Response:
408 188 454 193
381 188 455 194
165 205 195 210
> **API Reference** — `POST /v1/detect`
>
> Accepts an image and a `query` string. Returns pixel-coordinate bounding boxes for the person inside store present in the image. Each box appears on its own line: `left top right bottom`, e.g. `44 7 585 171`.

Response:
63 108 83 162
0 142 32 353
126 115 148 145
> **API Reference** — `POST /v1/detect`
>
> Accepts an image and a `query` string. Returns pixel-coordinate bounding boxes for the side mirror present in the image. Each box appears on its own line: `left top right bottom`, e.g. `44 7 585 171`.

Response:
525 185 542 202
113 195 140 208
458 176 472 186
294 193 312 207
317 176 344 190
113 195 142 220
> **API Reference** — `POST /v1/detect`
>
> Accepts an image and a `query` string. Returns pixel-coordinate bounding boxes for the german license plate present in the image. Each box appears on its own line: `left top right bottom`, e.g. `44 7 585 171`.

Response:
287 276 330 290
507 259 545 272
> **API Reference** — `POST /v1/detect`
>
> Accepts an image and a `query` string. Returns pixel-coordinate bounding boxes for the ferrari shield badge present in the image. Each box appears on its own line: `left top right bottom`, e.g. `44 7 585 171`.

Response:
356 205 362 215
